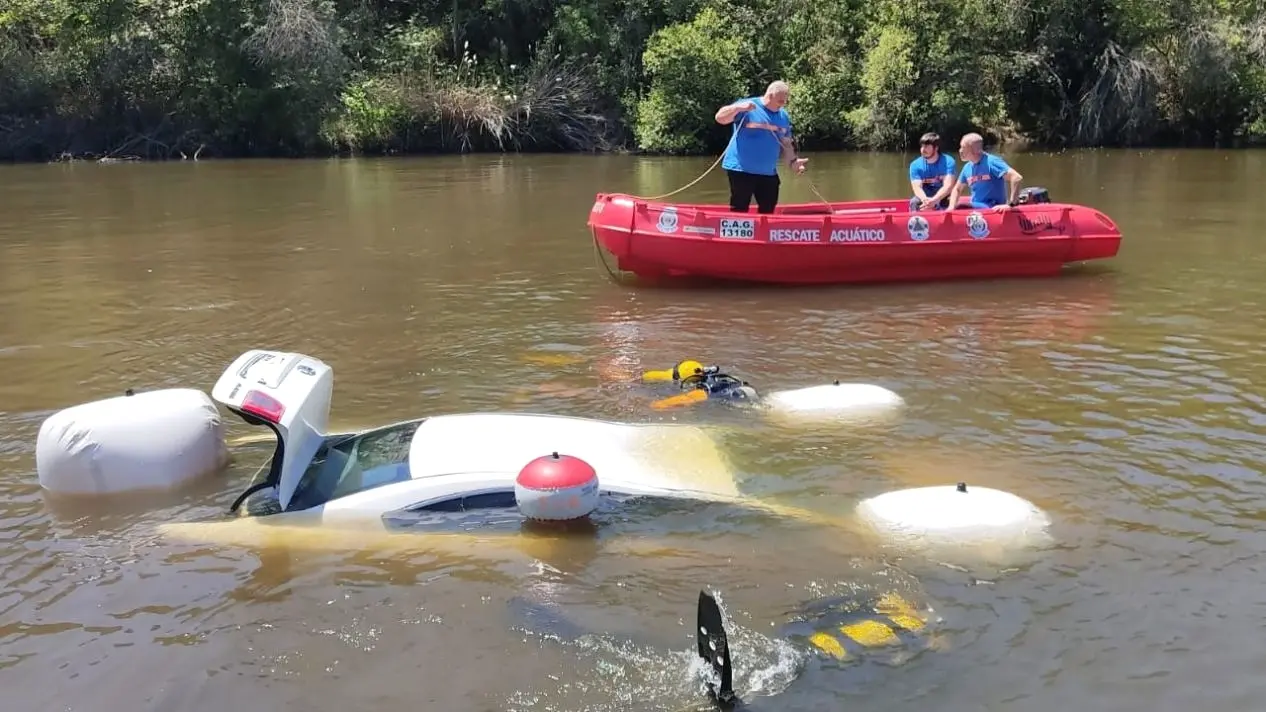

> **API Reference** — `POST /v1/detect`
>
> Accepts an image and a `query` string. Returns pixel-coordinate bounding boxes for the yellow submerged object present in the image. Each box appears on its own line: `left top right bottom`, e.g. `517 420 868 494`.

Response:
156 516 749 562
521 352 588 367
801 591 944 663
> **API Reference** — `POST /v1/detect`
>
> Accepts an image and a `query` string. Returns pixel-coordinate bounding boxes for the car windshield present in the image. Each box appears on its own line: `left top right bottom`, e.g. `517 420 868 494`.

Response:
286 420 417 511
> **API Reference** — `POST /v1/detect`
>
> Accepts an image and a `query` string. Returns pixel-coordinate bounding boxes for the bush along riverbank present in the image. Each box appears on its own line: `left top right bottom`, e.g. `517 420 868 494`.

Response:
1 0 1264 162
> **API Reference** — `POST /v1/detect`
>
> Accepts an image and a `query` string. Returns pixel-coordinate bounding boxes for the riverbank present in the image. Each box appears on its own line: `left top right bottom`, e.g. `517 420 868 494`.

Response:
2 0 1263 164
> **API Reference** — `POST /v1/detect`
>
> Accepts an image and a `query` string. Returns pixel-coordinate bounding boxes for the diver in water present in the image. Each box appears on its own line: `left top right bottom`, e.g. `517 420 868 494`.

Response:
511 584 940 709
642 360 760 410
694 588 939 708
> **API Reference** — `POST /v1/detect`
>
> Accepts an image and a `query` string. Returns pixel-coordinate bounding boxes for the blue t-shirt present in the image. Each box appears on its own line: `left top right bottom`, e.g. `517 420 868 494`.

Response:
909 154 956 197
721 96 793 177
958 153 1013 207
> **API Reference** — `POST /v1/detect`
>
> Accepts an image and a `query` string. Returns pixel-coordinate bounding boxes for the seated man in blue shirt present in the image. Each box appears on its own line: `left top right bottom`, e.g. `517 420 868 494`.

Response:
714 81 809 214
949 132 1023 211
907 132 957 212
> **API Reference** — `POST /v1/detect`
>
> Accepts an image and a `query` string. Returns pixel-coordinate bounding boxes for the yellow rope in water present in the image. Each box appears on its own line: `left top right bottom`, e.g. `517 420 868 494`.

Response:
631 151 730 202
591 228 626 283
624 114 744 202
804 176 834 211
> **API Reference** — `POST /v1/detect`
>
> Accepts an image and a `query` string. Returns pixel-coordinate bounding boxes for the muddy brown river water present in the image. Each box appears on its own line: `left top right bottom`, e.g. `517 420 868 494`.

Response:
2 149 1266 711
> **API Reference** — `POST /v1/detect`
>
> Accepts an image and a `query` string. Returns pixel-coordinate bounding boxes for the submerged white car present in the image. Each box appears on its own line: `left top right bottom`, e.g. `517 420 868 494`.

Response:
35 349 1048 563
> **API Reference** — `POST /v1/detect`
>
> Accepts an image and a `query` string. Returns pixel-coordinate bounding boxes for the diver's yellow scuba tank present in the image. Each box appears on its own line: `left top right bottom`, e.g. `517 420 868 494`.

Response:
791 590 937 663
641 359 706 384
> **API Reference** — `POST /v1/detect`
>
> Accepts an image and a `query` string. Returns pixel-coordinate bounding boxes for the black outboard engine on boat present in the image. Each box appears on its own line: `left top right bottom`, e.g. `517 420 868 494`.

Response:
1017 187 1051 204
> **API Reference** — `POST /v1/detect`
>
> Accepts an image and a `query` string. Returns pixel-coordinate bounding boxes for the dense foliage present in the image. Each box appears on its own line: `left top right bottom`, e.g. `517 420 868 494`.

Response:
1 0 1263 161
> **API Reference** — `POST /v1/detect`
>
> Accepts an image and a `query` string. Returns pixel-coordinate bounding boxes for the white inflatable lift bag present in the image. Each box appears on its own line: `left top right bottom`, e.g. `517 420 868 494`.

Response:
855 483 1052 551
36 388 230 496
762 382 906 426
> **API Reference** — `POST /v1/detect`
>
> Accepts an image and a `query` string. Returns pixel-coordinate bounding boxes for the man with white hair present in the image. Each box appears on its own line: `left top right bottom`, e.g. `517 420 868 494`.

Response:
949 132 1023 211
714 81 808 214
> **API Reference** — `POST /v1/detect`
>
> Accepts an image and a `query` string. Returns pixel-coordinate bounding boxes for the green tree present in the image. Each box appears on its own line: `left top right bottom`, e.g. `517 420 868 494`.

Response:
0 0 1262 161
633 6 745 154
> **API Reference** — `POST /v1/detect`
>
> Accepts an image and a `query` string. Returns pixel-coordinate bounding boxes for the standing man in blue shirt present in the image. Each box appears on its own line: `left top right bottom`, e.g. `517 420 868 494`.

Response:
949 132 1023 211
908 132 957 212
714 81 808 214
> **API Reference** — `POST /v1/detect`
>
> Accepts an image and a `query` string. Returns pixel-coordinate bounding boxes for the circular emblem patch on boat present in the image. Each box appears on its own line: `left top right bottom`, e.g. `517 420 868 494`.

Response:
656 208 679 234
966 212 990 239
907 215 930 241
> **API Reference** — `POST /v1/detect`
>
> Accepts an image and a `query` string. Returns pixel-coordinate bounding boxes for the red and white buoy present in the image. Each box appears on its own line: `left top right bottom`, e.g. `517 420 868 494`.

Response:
514 452 600 521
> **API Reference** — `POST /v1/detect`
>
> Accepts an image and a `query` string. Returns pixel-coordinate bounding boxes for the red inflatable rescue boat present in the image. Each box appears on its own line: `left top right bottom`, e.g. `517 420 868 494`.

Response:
587 189 1122 285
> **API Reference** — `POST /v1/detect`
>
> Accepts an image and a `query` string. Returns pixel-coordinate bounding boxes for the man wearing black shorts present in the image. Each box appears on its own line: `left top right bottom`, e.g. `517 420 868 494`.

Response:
714 80 808 214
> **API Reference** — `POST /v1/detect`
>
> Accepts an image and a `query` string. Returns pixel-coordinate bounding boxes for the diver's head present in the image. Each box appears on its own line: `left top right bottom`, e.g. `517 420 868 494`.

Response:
641 359 716 385
673 360 706 385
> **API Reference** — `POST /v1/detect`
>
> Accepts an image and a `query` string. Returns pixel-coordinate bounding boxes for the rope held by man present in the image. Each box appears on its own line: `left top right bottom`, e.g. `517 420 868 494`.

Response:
625 114 744 202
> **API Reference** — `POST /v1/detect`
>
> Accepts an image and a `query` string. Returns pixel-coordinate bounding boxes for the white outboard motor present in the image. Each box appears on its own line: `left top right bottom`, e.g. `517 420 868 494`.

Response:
212 350 334 513
36 388 229 496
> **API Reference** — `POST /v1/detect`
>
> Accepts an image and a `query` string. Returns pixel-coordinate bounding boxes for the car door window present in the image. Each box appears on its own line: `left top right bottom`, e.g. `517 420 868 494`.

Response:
287 422 416 510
